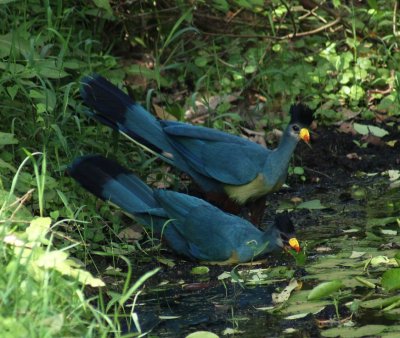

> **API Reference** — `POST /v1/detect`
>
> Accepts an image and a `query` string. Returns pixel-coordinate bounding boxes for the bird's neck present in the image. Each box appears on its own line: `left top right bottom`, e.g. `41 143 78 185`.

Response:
265 129 298 182
258 227 280 254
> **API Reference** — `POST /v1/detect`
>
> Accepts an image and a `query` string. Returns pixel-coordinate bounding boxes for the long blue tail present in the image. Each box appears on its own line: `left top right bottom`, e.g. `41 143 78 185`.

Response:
80 74 174 157
68 155 165 223
68 155 193 256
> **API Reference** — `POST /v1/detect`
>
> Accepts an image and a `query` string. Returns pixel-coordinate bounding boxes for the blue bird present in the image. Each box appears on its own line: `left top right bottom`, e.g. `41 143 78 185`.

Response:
68 155 300 263
79 74 313 223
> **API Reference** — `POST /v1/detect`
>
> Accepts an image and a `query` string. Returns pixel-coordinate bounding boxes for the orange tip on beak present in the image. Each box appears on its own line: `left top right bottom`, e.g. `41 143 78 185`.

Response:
289 237 301 253
299 128 310 143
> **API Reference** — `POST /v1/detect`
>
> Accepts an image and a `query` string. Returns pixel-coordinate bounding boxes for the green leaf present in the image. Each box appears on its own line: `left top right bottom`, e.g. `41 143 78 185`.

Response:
367 0 378 10
26 217 51 244
194 56 208 67
307 280 342 300
349 84 365 101
186 331 219 338
360 295 400 309
33 60 69 79
293 166 304 175
322 325 386 338
191 266 210 275
6 85 19 99
382 268 400 291
0 132 18 146
353 123 389 137
297 199 326 210
244 64 257 74
212 0 229 13
92 0 113 15
367 216 399 226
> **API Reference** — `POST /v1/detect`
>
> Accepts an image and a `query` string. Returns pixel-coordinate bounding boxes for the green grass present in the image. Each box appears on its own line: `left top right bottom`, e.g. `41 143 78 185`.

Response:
0 0 399 336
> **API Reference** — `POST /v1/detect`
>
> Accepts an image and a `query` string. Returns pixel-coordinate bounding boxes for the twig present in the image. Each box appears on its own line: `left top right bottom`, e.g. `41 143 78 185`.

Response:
277 17 341 39
200 16 341 40
394 0 400 37
10 189 34 220
303 167 333 180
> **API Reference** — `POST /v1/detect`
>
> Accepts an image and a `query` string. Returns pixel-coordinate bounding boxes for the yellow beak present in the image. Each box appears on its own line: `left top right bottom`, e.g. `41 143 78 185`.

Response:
299 128 310 143
289 237 301 253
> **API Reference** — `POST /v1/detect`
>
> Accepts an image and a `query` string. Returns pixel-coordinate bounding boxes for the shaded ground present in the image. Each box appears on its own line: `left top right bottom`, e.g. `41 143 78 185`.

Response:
92 119 400 337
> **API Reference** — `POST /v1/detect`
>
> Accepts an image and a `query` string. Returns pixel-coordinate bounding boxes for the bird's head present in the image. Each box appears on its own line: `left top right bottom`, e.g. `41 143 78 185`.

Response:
288 103 314 144
274 212 301 253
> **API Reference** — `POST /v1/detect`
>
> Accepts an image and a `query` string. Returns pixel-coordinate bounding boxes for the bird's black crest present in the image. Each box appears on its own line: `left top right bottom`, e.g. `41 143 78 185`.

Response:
274 212 295 234
289 103 314 126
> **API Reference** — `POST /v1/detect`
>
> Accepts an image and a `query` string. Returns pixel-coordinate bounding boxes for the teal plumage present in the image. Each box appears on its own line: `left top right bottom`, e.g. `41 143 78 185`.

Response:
68 155 299 263
79 74 313 207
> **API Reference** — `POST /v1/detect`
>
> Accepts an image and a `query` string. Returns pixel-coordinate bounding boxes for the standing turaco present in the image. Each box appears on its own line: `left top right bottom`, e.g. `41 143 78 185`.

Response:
80 74 314 224
68 155 300 263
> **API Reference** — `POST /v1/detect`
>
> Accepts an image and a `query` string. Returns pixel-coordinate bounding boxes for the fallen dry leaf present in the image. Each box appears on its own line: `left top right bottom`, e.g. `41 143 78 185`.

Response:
118 225 143 242
346 153 362 160
337 122 357 135
361 134 385 146
153 104 177 121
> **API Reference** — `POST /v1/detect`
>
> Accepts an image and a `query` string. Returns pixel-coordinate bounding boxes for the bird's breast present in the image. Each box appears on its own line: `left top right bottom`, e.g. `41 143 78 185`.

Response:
224 174 273 204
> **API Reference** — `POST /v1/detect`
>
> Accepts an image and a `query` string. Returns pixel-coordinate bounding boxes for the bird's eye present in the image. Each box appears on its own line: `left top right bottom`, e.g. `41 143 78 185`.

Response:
292 125 300 132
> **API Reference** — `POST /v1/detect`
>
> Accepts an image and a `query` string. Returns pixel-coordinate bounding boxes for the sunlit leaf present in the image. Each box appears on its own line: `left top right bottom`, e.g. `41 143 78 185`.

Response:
360 295 400 309
26 217 51 244
353 123 389 137
191 266 210 275
297 199 326 210
321 325 386 338
186 331 219 338
307 280 342 300
382 268 400 291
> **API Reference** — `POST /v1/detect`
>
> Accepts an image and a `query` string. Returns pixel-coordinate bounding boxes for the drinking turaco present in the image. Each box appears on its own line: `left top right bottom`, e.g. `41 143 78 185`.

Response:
69 155 300 263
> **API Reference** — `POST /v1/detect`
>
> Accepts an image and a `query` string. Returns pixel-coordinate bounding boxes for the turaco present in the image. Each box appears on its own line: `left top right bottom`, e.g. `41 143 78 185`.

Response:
79 74 314 224
68 155 300 263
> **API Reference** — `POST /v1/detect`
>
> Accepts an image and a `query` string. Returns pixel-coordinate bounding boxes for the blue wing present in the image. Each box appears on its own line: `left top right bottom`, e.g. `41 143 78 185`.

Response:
162 122 270 185
153 189 264 261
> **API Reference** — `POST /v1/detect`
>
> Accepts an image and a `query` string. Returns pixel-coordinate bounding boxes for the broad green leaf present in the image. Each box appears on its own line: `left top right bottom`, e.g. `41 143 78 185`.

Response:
212 0 229 13
367 216 398 226
26 217 51 244
353 123 389 137
322 325 386 338
360 295 400 309
293 166 304 175
297 199 326 210
194 56 208 67
186 331 219 338
35 60 69 79
382 268 400 291
6 85 18 99
0 157 16 172
35 250 105 287
244 64 257 74
0 132 18 146
307 280 342 300
191 266 210 275
349 84 365 101
92 0 113 15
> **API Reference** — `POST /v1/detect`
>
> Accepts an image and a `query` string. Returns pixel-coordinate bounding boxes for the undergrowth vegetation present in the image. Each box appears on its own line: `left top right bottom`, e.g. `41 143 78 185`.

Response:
0 0 399 336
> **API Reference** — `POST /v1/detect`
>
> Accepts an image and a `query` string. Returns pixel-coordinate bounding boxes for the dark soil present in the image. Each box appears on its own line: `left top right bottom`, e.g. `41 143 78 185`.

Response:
93 118 400 337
